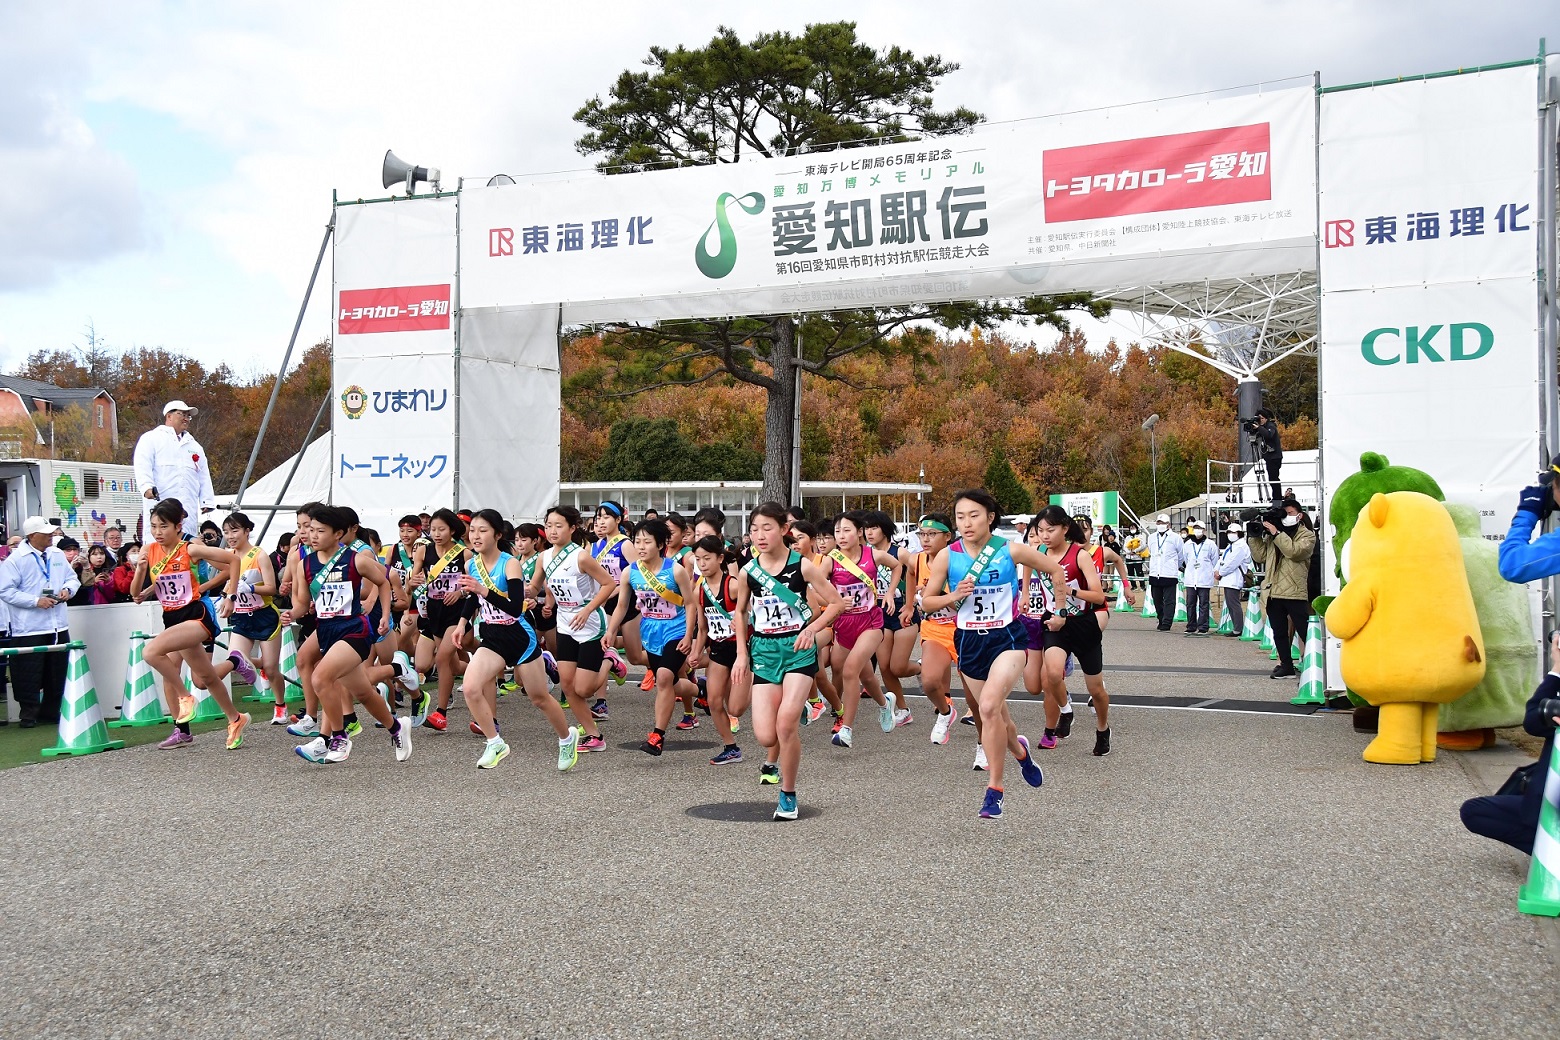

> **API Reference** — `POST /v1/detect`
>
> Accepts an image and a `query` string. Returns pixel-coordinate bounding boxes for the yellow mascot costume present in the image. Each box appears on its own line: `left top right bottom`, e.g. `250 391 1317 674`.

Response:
1324 492 1486 764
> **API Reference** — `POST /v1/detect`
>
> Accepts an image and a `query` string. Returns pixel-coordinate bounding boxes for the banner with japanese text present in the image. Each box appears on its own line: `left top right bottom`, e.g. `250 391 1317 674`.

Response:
459 84 1317 324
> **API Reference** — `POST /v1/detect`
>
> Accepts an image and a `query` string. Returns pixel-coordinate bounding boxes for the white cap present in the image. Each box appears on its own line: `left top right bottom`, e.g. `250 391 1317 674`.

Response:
1156 513 1169 523
22 516 55 537
1191 520 1205 531
1227 522 1243 534
163 400 199 416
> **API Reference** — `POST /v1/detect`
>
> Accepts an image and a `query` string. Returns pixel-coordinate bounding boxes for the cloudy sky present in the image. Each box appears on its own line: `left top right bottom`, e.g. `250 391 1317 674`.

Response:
1 1 1552 377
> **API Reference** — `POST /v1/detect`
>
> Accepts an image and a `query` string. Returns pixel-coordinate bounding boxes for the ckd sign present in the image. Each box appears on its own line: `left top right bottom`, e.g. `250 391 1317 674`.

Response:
1360 322 1493 366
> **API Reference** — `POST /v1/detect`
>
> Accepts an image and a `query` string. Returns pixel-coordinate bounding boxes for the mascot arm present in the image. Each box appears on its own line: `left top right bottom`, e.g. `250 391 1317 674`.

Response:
1497 511 1560 583
1324 581 1373 641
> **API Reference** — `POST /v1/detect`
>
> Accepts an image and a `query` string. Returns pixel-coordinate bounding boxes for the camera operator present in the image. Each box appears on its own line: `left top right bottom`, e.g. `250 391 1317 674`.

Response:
1497 455 1560 583
1248 497 1315 679
1460 634 1560 854
1241 408 1283 503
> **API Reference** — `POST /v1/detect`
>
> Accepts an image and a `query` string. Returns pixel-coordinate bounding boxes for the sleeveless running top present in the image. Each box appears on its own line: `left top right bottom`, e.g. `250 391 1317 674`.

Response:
591 535 630 584
546 544 604 641
745 550 811 636
1033 543 1089 618
916 550 957 623
699 574 738 644
627 557 686 653
145 542 197 611
829 546 879 615
419 542 466 603
947 537 1020 631
305 547 363 620
232 545 271 614
469 552 521 628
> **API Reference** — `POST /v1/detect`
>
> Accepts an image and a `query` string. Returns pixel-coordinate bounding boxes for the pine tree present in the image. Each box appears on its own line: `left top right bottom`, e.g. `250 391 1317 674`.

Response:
983 451 1033 514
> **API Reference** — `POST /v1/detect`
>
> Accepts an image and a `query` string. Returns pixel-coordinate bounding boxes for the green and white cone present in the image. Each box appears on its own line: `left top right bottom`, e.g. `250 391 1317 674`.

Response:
109 631 166 728
1291 617 1327 705
1173 581 1187 623
1217 596 1234 635
280 624 301 700
1518 741 1560 916
42 643 125 757
1260 614 1274 652
1139 582 1157 619
1114 576 1134 613
183 658 229 723
1241 594 1262 642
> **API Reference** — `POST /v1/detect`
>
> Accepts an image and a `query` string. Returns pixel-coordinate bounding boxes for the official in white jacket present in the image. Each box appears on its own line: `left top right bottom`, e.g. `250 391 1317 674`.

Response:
0 517 79 727
1144 513 1184 632
132 401 214 540
1181 520 1219 634
1215 522 1253 638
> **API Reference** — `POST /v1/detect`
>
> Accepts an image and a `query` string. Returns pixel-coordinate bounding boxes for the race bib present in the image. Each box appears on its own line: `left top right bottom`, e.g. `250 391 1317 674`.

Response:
957 585 1013 630
549 574 587 610
155 569 194 610
1025 581 1046 617
478 597 517 626
752 594 804 635
426 570 459 598
839 581 873 614
636 588 677 620
233 588 263 614
874 568 894 599
704 606 733 641
315 581 353 619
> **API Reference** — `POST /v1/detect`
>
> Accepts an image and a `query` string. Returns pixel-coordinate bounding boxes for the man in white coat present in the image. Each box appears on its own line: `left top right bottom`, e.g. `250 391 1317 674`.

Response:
1214 522 1253 638
133 401 214 540
1181 519 1219 635
1144 512 1184 632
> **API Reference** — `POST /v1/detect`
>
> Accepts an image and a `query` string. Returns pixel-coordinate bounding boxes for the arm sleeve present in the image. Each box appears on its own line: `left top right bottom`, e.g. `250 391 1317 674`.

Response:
1497 510 1560 584
483 584 526 618
1524 673 1560 738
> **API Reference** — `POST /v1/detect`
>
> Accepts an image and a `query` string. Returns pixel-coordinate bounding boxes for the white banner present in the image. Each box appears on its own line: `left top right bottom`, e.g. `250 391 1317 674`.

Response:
1319 65 1541 573
460 85 1317 324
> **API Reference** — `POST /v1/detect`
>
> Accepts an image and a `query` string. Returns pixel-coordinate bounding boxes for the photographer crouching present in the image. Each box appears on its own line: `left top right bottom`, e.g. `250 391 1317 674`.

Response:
1246 497 1316 680
1460 634 1560 854
1241 408 1284 503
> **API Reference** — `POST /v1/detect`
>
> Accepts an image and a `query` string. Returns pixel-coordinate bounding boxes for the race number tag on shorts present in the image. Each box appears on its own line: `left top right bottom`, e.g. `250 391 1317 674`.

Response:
704 606 733 641
753 595 803 635
875 568 894 599
478 597 516 626
233 589 263 614
636 588 677 620
840 582 873 614
958 585 1013 630
315 581 353 619
155 570 194 610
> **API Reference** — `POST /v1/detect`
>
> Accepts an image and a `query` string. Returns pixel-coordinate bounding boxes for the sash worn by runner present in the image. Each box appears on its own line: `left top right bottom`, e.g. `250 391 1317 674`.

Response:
309 545 350 601
743 552 814 626
634 560 683 606
955 536 1008 604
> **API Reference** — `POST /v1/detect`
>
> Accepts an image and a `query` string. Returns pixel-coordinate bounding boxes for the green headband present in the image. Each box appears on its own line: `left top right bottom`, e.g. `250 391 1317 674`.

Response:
918 519 951 533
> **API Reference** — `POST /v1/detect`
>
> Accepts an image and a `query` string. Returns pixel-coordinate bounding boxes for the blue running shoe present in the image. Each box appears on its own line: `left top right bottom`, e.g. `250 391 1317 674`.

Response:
542 651 560 687
774 791 798 821
979 787 1004 819
710 744 743 765
1016 736 1044 788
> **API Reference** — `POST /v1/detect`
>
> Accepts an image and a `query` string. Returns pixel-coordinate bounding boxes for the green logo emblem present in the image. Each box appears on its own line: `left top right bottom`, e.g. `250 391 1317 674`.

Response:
696 191 766 279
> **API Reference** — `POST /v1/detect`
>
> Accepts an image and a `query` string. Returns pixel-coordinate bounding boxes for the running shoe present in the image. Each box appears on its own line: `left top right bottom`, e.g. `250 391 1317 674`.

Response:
158 728 193 750
577 732 606 753
225 712 251 750
1093 727 1111 757
557 726 580 771
1056 708 1074 739
804 697 826 725
695 695 710 715
227 651 258 687
499 680 518 695
286 714 320 738
639 731 664 757
174 693 196 725
542 651 559 687
831 726 853 749
929 710 954 745
759 762 781 784
469 720 485 737
979 787 1004 819
590 699 610 720
270 704 289 726
774 791 799 821
710 745 743 765
391 717 412 762
972 745 988 771
1038 731 1058 750
893 708 913 728
604 648 627 685
410 691 431 729
639 671 657 692
393 658 420 696
557 691 570 710
959 711 977 727
425 710 447 731
728 715 740 734
323 734 352 763
377 683 392 711
345 719 363 738
878 692 896 733
1063 655 1074 678
675 713 699 731
1015 736 1044 788
294 736 327 763
477 737 511 770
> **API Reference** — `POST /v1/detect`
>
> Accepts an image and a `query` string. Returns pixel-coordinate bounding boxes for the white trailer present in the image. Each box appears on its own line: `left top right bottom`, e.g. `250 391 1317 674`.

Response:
0 458 145 545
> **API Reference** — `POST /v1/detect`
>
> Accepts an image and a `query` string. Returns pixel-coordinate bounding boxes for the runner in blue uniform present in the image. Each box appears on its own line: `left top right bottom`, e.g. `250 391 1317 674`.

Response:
608 519 699 757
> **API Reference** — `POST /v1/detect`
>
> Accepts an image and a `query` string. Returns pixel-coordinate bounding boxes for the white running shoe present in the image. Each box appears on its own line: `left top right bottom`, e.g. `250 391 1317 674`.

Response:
878 692 897 733
393 656 420 695
893 708 913 728
972 745 989 771
377 682 392 708
323 735 353 763
294 736 327 763
831 725 853 748
391 716 412 762
930 710 954 745
557 726 580 772
286 714 319 738
477 737 510 770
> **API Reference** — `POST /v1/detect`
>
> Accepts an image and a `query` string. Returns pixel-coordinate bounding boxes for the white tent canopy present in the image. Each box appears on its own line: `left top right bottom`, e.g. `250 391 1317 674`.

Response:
217 435 331 543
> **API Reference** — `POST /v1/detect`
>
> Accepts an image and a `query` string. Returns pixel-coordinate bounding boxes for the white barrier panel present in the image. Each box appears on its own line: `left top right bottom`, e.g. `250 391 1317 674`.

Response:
65 602 162 719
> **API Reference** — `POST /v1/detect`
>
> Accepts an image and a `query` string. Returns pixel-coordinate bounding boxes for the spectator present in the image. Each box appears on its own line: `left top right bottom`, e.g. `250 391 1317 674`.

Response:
1182 520 1218 635
1460 634 1560 855
1249 498 1317 679
75 545 119 604
0 595 8 725
1145 513 1184 631
1122 524 1146 591
0 517 78 727
103 523 126 564
111 541 142 601
270 532 294 613
1214 522 1253 637
132 400 214 539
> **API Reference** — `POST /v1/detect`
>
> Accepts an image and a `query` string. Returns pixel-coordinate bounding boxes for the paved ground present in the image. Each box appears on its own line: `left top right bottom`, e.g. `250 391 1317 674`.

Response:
2 610 1556 1039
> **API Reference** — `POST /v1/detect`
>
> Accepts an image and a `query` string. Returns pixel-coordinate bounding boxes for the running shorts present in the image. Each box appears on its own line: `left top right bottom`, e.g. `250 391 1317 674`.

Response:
1042 611 1103 676
953 618 1028 682
918 619 958 664
526 604 556 632
295 614 317 643
420 601 461 644
1019 613 1048 651
882 596 905 633
317 615 373 661
749 632 818 687
605 592 640 624
647 643 687 678
163 600 219 645
230 605 281 643
555 632 605 673
707 639 738 670
480 622 542 667
833 607 884 651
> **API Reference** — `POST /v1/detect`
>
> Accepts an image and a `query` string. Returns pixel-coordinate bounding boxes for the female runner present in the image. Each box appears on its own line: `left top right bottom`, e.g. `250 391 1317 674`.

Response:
919 490 1068 819
385 515 424 656
408 509 471 731
825 510 899 749
608 519 699 756
691 534 748 765
533 505 615 753
864 512 918 728
132 499 257 750
908 513 960 744
1031 507 1113 756
590 503 637 705
221 511 286 724
786 520 838 726
732 503 844 820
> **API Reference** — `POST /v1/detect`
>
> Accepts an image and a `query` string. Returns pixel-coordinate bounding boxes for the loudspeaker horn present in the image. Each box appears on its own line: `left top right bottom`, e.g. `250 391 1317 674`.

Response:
381 150 441 194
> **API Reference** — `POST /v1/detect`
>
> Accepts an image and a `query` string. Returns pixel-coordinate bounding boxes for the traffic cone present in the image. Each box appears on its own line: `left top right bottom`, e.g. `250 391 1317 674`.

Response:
280 625 301 700
1114 577 1134 613
1173 582 1187 623
1217 596 1234 635
1260 614 1274 652
1139 584 1157 619
42 642 125 757
109 631 167 728
242 660 272 703
1518 741 1560 916
183 660 229 723
1291 617 1327 705
1241 594 1262 642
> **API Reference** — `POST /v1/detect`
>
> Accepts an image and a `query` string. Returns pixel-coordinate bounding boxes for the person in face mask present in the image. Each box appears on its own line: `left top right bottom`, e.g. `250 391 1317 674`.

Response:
1144 513 1185 631
1214 523 1253 637
111 541 143 603
1250 498 1317 678
1181 520 1218 635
